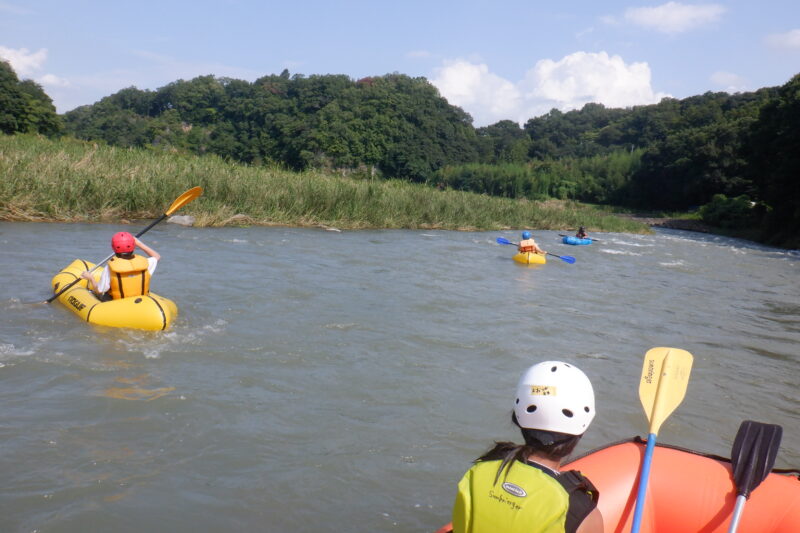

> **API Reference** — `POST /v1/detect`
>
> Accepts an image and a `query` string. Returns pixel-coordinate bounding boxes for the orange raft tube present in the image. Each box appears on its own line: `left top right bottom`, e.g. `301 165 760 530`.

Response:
436 438 800 533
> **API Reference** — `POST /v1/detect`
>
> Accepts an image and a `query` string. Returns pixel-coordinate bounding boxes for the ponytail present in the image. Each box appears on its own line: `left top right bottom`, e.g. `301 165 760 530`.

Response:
473 412 583 485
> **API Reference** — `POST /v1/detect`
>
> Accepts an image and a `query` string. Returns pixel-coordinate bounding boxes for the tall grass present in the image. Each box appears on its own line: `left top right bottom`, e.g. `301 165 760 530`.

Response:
0 134 649 233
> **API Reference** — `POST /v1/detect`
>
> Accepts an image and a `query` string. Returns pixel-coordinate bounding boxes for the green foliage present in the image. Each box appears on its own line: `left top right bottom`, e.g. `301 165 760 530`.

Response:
743 74 800 247
699 194 756 228
476 120 530 163
0 61 61 135
0 134 648 233
432 149 643 204
63 72 477 182
48 65 800 247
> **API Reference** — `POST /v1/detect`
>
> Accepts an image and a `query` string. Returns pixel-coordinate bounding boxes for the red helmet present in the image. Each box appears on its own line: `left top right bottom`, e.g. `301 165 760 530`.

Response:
111 232 135 253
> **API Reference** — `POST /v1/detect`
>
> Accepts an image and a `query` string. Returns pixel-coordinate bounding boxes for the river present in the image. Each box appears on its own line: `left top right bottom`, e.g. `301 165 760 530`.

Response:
1 222 798 532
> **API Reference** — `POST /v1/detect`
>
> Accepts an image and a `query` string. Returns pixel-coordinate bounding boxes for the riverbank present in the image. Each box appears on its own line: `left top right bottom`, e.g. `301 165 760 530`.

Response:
617 214 714 233
0 134 648 234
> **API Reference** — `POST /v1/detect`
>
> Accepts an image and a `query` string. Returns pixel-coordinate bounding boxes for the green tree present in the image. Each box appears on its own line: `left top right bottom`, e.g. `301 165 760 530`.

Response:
0 60 61 135
744 74 800 246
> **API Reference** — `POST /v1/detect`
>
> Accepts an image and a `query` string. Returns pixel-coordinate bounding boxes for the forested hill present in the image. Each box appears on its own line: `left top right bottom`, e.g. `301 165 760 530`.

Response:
1 60 798 247
62 71 480 182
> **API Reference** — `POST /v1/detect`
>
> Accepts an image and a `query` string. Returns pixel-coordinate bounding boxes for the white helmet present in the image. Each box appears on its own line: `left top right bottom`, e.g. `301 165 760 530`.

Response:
514 361 595 435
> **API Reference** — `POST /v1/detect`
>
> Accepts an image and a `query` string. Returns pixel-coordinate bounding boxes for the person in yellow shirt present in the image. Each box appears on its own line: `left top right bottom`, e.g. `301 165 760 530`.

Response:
450 361 604 533
518 231 547 255
81 232 160 301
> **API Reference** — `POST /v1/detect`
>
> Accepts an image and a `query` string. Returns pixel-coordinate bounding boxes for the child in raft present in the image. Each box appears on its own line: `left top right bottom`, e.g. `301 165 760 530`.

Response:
449 361 604 533
518 231 547 255
81 231 160 301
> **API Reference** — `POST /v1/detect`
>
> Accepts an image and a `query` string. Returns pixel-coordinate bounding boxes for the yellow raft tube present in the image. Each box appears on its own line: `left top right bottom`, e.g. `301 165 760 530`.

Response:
51 259 177 331
512 252 546 265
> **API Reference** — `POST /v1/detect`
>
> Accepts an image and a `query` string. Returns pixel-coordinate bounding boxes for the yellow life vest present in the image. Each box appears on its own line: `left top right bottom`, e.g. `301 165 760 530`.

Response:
452 460 570 533
519 239 537 253
108 255 151 300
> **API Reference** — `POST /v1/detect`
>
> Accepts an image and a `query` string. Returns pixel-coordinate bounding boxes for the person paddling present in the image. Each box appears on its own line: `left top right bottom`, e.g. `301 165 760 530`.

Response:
81 232 160 301
518 231 547 256
449 361 604 533
575 226 588 239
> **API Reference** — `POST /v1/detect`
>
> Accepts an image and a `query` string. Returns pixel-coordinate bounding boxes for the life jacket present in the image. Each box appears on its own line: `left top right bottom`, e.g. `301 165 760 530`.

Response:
519 239 537 253
452 459 598 533
107 255 151 300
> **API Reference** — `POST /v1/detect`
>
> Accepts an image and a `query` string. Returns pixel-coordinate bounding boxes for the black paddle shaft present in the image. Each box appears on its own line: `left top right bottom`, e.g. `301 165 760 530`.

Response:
730 420 783 499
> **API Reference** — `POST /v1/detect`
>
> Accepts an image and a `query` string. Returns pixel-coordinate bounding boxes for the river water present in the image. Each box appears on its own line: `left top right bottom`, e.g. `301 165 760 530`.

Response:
1 222 798 532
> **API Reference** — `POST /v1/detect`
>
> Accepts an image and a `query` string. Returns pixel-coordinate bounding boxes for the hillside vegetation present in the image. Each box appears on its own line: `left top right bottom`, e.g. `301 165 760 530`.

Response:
2 59 798 246
0 134 647 233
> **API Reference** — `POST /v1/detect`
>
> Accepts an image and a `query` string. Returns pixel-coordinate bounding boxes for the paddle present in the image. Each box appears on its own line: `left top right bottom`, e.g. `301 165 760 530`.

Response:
727 420 782 533
495 237 576 264
44 186 203 304
631 347 693 533
559 233 602 242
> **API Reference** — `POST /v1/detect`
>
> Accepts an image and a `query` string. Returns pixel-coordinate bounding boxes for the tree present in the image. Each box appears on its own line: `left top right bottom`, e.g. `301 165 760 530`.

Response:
0 60 61 135
744 74 800 246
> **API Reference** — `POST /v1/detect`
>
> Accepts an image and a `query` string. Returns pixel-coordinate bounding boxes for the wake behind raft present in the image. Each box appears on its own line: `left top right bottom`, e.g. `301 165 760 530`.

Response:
51 259 177 331
435 438 800 533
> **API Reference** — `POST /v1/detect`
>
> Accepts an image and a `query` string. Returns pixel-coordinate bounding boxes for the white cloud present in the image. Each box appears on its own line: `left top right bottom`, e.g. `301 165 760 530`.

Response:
599 15 619 26
0 45 47 77
38 73 70 87
765 29 800 49
710 71 747 93
624 2 725 34
431 60 522 126
431 52 669 127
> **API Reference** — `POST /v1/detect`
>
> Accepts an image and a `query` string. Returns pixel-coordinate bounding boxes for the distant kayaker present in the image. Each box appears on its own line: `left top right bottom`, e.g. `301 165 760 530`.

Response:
449 361 604 533
518 231 547 255
81 232 160 301
576 226 588 239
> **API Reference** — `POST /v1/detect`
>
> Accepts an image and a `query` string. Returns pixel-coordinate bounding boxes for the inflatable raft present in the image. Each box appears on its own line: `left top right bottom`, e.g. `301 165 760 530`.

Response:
51 259 177 331
512 252 546 265
562 236 592 245
436 438 800 533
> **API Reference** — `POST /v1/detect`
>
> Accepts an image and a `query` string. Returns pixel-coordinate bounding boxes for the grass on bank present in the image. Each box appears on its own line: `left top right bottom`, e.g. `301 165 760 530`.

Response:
0 134 650 233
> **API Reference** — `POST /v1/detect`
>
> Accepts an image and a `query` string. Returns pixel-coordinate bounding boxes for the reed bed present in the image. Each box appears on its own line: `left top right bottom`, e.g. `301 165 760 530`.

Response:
0 134 649 233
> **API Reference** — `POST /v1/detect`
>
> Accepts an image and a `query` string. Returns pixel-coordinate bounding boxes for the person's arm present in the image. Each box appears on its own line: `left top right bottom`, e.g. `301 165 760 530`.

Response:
135 237 160 261
81 265 110 295
576 507 604 533
81 270 100 293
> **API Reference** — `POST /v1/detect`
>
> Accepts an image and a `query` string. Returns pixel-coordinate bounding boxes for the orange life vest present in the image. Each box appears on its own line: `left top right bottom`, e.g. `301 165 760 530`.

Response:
107 255 151 299
519 239 537 253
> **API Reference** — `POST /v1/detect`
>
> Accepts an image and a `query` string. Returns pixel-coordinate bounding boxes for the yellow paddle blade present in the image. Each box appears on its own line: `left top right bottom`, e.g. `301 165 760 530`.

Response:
165 186 203 215
638 347 693 436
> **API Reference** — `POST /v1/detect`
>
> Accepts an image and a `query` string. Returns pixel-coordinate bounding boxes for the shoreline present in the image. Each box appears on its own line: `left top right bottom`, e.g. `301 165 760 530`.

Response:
0 216 651 234
618 215 714 234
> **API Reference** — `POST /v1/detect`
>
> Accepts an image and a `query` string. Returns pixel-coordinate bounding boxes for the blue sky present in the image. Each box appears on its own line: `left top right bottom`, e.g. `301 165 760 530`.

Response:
1 0 799 126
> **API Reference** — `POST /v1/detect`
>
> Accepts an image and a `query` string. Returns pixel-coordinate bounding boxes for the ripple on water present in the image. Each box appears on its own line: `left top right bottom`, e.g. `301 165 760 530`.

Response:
1 225 798 532
600 248 642 256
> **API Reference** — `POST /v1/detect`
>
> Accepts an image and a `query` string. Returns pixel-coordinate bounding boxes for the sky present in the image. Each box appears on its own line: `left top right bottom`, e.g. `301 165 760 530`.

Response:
1 0 799 127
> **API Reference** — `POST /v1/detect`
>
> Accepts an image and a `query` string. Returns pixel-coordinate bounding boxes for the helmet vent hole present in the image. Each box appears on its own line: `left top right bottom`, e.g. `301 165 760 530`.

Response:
550 366 557 372
515 398 520 405
526 405 537 413
562 409 574 418
584 406 590 413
